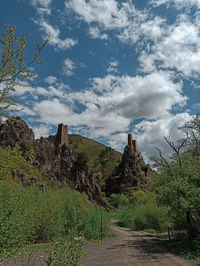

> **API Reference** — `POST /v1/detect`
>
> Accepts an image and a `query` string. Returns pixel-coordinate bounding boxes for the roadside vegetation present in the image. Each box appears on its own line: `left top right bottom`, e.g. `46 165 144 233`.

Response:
0 178 111 262
0 147 111 264
108 114 200 263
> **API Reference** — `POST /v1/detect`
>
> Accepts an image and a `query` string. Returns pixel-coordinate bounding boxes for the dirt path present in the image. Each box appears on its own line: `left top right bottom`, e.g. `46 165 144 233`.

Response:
83 226 199 266
1 226 199 266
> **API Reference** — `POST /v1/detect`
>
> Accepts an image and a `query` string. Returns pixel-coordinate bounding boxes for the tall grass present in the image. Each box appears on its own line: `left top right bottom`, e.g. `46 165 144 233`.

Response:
0 179 110 260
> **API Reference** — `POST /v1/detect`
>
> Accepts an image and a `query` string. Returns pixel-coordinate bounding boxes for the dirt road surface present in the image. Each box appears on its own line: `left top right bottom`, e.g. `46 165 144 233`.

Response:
83 226 199 266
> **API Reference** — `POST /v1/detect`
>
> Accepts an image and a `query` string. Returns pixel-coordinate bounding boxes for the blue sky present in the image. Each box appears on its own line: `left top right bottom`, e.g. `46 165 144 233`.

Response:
1 0 200 160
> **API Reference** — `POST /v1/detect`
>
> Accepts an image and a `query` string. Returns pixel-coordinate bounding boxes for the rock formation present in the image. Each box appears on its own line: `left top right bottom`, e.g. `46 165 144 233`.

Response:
105 134 154 196
55 123 68 147
0 118 110 209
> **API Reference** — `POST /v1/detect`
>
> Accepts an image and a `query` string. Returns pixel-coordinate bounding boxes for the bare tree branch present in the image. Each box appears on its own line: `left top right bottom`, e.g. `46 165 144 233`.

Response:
154 147 171 169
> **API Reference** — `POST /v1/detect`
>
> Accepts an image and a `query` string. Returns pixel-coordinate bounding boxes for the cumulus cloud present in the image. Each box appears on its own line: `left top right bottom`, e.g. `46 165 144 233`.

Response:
139 14 200 78
66 0 152 43
32 98 75 125
108 132 127 152
34 19 77 51
44 75 57 84
65 0 200 80
27 71 187 144
135 113 192 160
87 72 187 120
32 124 52 139
66 0 129 28
12 83 34 96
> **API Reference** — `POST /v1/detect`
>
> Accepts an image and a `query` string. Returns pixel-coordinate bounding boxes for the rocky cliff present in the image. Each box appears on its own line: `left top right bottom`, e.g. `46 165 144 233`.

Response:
105 134 154 196
0 118 109 209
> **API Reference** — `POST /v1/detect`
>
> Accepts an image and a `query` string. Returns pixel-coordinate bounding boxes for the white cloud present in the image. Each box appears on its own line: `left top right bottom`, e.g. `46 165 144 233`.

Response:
108 133 127 152
32 124 52 139
35 20 77 51
107 60 119 73
31 0 52 15
151 0 200 9
135 113 192 160
44 75 57 84
89 27 108 40
66 0 149 43
66 0 129 28
32 0 52 8
63 58 76 76
36 86 49 95
12 83 34 96
66 0 200 80
33 98 75 125
87 72 187 120
29 71 187 144
139 15 200 78
193 103 200 110
18 105 36 116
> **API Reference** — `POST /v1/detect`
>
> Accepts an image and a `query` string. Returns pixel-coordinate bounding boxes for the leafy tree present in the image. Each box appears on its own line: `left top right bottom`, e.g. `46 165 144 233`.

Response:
152 117 200 239
0 24 49 120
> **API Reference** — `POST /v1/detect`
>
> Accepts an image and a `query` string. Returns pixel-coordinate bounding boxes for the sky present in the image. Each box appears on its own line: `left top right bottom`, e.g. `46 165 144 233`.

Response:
1 0 200 161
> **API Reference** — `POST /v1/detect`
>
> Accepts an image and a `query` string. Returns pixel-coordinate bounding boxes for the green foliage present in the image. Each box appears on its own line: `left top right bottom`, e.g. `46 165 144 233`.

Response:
76 152 89 168
108 193 129 208
0 146 40 180
0 180 110 261
117 191 168 231
153 153 200 238
167 238 200 262
46 237 84 266
0 24 48 119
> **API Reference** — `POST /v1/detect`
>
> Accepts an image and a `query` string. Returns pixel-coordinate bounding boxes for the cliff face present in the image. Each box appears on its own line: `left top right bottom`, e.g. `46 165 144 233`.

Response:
106 134 154 196
0 118 109 209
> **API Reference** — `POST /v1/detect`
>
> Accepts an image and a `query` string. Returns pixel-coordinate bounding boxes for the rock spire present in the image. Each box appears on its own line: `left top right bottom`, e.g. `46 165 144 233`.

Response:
55 123 68 147
105 134 154 196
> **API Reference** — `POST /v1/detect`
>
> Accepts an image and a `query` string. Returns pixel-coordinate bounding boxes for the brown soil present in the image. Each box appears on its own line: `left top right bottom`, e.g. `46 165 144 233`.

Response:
83 226 200 266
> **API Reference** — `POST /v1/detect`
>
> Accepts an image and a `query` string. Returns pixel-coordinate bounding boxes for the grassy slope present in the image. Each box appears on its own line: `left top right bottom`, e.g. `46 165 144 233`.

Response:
68 134 122 189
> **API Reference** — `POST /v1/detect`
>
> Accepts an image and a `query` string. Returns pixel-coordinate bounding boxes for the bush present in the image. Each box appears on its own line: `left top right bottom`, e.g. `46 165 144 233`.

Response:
117 191 167 231
0 146 41 181
108 193 129 208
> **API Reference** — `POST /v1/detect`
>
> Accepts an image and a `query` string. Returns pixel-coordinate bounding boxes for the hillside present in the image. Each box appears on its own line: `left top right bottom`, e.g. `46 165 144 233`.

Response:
68 134 122 190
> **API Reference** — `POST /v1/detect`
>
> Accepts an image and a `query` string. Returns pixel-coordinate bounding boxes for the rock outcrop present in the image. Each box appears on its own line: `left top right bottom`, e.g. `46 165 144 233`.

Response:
0 118 110 209
105 134 154 196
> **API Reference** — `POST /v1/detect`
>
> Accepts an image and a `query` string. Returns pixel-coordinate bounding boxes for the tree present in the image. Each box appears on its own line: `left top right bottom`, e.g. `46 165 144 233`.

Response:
0 24 49 120
180 114 200 156
152 117 200 239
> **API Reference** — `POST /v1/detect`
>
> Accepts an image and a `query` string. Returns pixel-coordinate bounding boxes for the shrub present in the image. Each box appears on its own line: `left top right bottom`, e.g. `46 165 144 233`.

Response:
117 191 167 231
0 146 41 181
108 193 129 208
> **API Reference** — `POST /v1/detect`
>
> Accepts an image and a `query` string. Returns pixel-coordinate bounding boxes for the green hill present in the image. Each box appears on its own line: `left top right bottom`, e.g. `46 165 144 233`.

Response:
68 134 122 190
